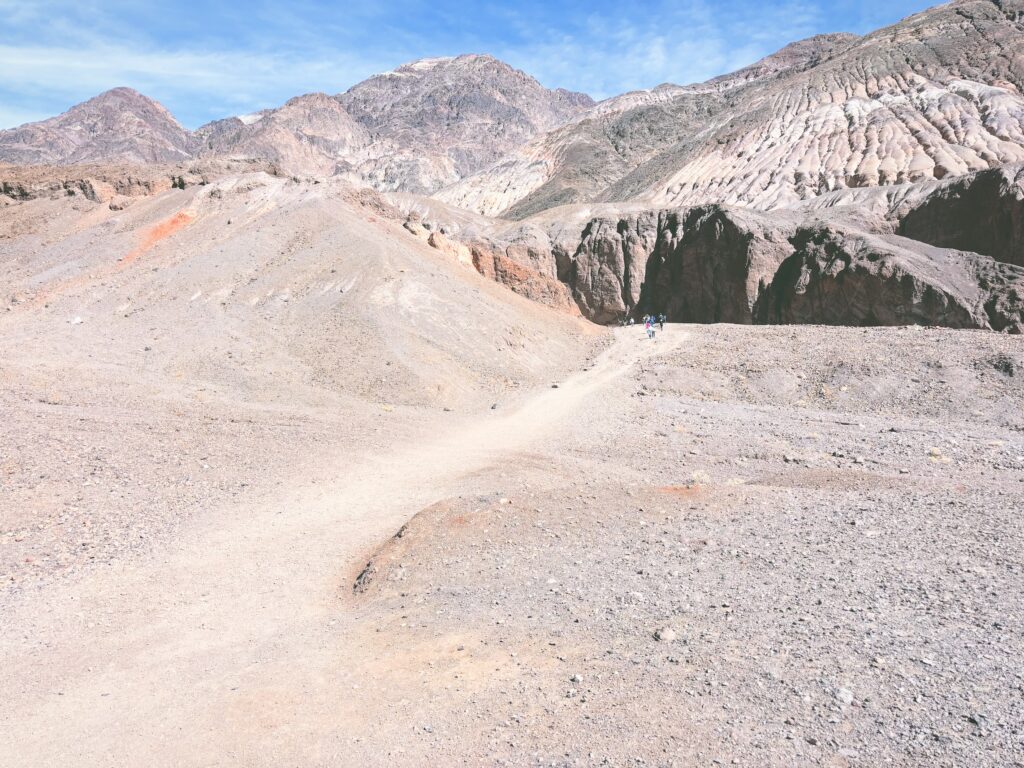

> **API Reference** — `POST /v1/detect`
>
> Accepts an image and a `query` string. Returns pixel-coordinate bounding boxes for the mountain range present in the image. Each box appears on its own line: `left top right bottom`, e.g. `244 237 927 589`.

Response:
0 54 594 195
2 0 1023 330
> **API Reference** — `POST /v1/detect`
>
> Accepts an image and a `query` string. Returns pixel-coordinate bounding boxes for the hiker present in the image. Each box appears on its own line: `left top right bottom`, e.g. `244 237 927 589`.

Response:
659 314 665 331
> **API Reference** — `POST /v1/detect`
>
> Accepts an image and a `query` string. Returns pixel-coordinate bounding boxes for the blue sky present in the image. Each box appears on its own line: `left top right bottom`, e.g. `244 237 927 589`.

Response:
0 0 936 130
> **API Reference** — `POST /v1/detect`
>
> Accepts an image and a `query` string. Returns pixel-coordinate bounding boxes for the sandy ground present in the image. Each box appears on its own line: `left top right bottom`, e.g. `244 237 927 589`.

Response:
2 175 1023 766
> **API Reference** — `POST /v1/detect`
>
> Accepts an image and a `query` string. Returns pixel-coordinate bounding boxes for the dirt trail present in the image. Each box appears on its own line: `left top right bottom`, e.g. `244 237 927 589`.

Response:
0 328 685 767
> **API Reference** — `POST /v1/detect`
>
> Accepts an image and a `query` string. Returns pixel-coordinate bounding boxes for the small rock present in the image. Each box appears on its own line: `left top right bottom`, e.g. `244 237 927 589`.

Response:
654 627 677 642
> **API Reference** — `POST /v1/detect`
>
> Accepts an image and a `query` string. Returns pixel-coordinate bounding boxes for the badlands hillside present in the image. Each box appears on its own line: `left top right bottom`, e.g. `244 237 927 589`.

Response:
0 0 1023 766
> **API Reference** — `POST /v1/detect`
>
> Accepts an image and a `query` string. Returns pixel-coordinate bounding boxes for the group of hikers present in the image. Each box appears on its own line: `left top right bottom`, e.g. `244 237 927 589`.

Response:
620 313 666 339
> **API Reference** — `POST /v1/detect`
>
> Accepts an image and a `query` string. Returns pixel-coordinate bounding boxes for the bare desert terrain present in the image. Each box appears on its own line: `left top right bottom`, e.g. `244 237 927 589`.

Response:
1 169 1022 767
2 2 1024 763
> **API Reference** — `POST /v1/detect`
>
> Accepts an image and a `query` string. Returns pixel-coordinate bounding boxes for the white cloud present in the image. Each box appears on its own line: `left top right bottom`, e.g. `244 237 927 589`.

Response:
495 0 824 98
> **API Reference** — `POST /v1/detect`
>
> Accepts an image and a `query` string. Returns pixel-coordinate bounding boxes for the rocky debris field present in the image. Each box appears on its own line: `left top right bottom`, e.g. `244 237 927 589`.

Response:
345 325 1024 767
0 378 384 595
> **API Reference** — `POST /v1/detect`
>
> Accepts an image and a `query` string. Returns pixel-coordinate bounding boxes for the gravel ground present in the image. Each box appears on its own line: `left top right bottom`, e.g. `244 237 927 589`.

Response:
346 325 1024 767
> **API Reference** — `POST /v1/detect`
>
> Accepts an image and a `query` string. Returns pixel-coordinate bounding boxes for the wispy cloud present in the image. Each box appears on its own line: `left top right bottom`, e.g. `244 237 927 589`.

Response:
498 0 825 97
0 0 935 129
0 43 396 121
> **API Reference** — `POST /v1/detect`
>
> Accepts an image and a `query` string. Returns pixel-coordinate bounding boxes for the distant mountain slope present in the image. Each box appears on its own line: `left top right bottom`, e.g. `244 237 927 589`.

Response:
0 56 593 195
4 0 1024 213
437 0 1024 218
0 88 193 165
193 93 370 176
337 54 595 193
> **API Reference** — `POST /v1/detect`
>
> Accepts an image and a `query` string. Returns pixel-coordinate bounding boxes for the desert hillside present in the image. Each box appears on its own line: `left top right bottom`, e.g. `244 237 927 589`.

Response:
1 1 1023 766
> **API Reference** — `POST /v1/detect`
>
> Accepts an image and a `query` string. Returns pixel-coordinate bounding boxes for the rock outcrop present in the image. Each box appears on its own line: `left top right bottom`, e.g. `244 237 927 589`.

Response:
470 242 579 314
895 164 1024 267
461 201 1024 331
632 208 797 324
761 226 1024 331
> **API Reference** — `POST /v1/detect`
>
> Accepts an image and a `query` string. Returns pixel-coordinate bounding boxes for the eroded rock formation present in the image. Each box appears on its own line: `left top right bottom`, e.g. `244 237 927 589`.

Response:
761 227 1024 331
439 1 1024 218
895 164 1024 267
462 199 1024 331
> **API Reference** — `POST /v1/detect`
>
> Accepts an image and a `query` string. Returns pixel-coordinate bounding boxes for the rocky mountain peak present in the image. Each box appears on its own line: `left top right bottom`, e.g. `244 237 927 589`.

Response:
0 87 192 165
84 86 167 108
336 53 595 192
340 53 594 132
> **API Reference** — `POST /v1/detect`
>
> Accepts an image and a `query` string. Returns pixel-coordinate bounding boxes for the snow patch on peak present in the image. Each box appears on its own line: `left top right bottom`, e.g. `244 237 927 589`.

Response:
406 56 456 71
378 57 457 78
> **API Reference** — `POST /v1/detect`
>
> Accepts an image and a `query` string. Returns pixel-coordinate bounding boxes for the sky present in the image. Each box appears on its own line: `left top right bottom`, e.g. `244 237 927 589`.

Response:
0 0 937 130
